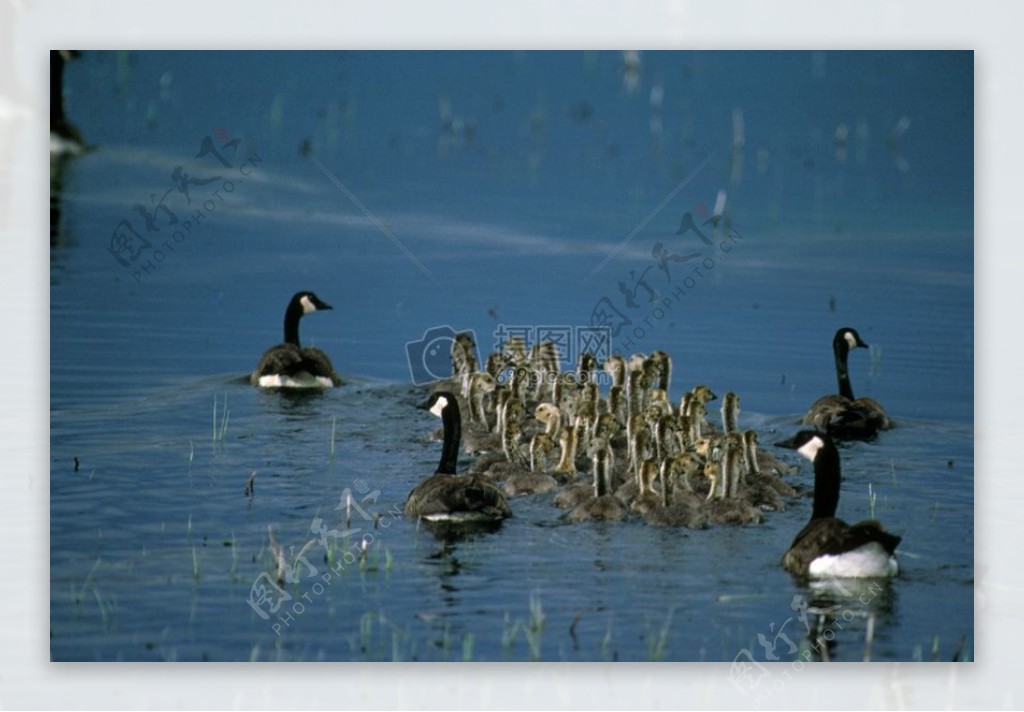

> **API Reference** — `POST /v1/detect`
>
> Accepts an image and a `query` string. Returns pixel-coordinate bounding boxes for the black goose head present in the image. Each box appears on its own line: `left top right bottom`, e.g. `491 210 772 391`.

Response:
776 429 841 520
284 291 333 346
419 391 461 475
776 429 829 459
418 390 458 416
833 327 869 353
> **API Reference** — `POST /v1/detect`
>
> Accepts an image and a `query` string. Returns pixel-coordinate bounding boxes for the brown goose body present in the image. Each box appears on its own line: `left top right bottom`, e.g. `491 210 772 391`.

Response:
777 430 900 578
405 392 512 523
251 291 340 388
802 328 891 439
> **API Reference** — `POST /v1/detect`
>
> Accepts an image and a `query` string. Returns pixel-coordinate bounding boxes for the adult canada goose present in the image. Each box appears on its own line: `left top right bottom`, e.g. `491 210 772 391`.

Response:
250 291 341 388
405 392 512 523
803 327 891 439
776 430 900 578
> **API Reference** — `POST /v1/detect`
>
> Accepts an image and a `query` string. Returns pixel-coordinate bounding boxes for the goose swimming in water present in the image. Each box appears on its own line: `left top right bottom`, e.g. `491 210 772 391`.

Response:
250 291 341 388
405 392 512 523
803 328 891 439
776 430 900 578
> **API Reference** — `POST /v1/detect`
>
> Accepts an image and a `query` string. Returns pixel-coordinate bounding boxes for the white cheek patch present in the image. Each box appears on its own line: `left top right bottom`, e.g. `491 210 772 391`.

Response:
429 396 449 418
796 435 825 462
300 295 316 314
844 331 858 349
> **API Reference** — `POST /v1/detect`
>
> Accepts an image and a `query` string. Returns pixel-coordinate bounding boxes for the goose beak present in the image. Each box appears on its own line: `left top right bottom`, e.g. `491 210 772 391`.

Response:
416 399 431 410
316 299 334 311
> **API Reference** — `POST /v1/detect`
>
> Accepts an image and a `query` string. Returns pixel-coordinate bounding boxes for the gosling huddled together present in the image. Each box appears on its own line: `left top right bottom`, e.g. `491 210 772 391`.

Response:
248 295 900 580
426 336 798 529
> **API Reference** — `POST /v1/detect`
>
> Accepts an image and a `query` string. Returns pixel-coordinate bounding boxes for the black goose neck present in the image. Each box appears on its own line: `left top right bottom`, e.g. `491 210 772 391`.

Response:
437 399 461 475
810 436 841 520
832 333 855 400
284 297 304 347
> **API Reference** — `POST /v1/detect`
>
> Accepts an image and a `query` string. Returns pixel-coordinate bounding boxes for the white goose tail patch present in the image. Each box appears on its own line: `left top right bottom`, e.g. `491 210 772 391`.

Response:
808 542 899 579
423 511 495 523
258 373 334 389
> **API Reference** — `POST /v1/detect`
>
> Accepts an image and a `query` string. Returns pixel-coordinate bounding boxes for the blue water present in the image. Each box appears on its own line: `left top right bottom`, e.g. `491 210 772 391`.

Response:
51 50 972 662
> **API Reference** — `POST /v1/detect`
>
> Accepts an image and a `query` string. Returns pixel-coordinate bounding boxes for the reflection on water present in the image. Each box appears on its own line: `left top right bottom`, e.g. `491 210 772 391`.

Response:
801 577 900 662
